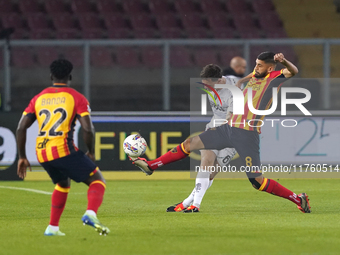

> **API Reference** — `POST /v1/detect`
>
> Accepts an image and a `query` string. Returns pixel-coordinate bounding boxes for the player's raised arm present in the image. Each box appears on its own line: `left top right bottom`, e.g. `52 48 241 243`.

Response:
16 115 34 178
274 53 299 78
78 115 95 161
236 72 252 89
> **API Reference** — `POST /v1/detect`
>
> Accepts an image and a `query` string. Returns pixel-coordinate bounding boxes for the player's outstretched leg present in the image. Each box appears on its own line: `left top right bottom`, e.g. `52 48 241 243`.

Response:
44 179 70 236
250 175 311 213
82 169 110 235
182 171 209 213
182 151 219 213
132 136 205 174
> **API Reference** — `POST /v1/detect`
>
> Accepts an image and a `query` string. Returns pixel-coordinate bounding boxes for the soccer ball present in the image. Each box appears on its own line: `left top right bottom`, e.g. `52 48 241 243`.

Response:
123 134 147 158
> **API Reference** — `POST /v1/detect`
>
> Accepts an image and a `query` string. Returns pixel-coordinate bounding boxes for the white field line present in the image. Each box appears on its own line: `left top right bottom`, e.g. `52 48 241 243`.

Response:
0 185 52 195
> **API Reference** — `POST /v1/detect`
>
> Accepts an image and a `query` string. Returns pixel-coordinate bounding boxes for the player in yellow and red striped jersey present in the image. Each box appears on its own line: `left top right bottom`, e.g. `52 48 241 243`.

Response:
16 59 110 236
132 52 311 214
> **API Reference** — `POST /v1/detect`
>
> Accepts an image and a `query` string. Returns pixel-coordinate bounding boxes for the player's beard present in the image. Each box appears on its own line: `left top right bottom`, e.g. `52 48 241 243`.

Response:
254 71 268 78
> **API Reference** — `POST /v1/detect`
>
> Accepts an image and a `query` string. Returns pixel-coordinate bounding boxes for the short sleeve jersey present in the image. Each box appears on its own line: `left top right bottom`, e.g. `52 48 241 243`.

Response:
23 84 90 163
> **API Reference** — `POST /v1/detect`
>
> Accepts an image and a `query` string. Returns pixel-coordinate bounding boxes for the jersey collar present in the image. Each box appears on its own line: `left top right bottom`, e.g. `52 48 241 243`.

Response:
52 83 68 87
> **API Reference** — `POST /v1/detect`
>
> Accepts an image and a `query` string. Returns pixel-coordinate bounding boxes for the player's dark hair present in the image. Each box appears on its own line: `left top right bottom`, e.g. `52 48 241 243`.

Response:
257 51 276 65
200 64 222 81
50 59 73 80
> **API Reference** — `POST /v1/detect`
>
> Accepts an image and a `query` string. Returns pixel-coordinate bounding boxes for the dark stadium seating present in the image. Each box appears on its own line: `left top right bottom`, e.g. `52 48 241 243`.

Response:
218 46 243 66
133 28 157 38
226 0 250 13
1 0 291 68
174 0 198 13
130 13 155 29
45 0 67 14
36 47 59 66
51 13 77 30
207 12 232 30
0 0 289 42
186 28 209 38
201 0 224 14
62 47 83 67
258 11 283 32
170 47 193 67
181 12 206 29
77 13 102 31
2 13 25 30
122 0 147 14
55 29 79 39
71 0 94 13
107 28 131 39
103 13 128 30
1 13 27 39
81 29 104 39
25 12 51 39
155 14 180 29
212 28 235 39
149 0 172 14
252 0 276 13
141 47 163 68
11 48 35 68
193 48 218 66
159 27 182 38
0 0 14 14
90 47 114 67
96 0 120 13
18 0 41 14
115 47 141 68
30 29 52 39
232 12 258 31
265 28 288 38
26 13 50 30
238 28 262 39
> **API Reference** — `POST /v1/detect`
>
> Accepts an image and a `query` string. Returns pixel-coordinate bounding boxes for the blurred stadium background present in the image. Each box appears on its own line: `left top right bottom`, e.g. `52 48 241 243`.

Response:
1 0 340 112
1 0 340 177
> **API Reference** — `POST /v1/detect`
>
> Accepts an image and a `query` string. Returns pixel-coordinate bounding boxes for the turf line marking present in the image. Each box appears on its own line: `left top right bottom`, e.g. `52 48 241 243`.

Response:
0 185 52 195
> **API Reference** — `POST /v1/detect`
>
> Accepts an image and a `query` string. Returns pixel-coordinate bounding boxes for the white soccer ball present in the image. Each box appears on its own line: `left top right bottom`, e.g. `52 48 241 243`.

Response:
123 134 147 158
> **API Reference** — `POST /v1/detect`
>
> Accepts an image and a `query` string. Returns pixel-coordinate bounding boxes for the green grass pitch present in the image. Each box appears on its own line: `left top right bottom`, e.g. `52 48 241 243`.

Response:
1 179 340 255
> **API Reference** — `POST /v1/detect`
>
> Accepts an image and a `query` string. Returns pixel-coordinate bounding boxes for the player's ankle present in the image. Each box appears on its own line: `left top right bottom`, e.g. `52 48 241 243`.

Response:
48 225 59 232
85 210 97 217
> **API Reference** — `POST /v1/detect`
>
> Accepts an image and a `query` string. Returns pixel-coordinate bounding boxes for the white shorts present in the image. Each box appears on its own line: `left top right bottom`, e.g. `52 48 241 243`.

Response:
213 147 237 167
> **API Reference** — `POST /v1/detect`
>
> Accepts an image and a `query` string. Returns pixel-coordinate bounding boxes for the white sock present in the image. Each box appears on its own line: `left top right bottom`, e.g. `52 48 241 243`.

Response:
49 225 59 232
193 171 210 208
183 188 195 208
85 210 96 217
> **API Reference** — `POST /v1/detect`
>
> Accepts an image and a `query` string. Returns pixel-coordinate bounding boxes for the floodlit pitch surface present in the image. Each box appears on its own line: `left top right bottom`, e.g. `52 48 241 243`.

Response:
1 179 340 255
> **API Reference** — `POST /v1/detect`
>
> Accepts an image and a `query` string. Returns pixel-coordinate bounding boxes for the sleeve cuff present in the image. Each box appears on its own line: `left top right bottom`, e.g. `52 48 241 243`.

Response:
80 112 90 117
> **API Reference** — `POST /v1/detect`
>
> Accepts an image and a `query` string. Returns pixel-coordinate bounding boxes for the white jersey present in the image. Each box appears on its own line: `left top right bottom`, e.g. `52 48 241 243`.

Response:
206 75 239 129
204 75 240 167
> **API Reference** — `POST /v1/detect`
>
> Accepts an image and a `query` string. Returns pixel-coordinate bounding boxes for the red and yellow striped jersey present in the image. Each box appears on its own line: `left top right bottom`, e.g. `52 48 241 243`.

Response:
23 84 90 163
231 70 285 133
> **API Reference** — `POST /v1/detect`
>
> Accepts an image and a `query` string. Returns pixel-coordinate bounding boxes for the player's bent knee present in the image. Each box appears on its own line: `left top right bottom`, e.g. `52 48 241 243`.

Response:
84 169 106 186
186 136 205 152
182 139 191 153
57 178 71 188
248 178 261 190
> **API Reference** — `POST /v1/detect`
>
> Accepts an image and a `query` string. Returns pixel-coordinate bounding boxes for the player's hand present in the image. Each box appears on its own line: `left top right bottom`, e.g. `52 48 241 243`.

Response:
17 158 31 179
274 53 286 63
86 151 95 162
